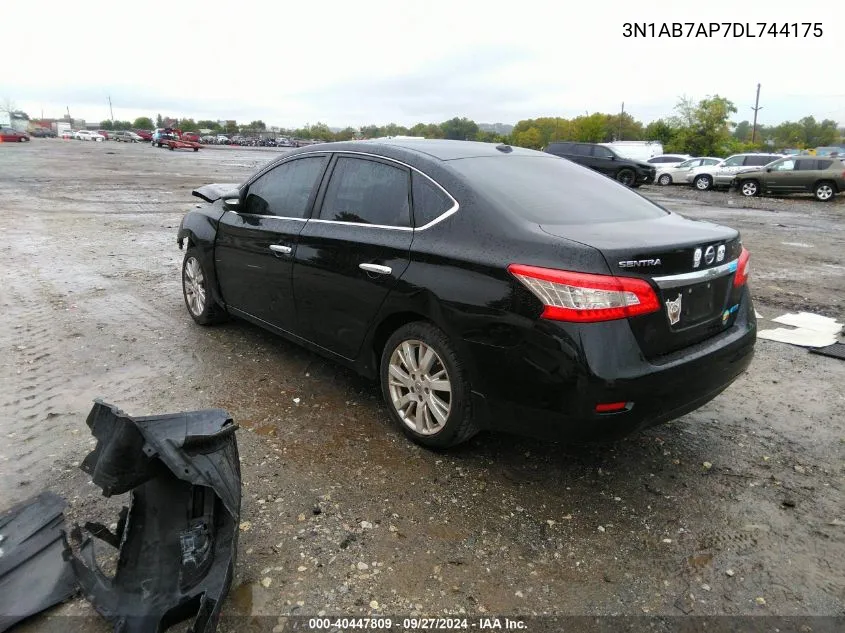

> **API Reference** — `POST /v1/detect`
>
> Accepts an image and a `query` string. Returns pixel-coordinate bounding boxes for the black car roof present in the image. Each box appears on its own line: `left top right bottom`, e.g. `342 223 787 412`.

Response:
293 139 544 162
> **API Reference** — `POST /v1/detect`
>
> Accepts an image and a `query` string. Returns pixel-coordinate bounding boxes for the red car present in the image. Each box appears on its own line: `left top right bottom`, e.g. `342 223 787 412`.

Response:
97 130 112 140
182 132 201 143
134 129 153 141
0 127 30 142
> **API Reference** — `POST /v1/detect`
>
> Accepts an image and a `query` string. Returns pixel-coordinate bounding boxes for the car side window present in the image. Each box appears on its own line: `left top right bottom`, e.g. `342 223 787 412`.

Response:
318 157 410 227
723 156 744 167
244 156 327 218
569 145 590 156
592 146 613 159
814 160 832 170
412 172 453 228
796 159 819 170
772 159 796 171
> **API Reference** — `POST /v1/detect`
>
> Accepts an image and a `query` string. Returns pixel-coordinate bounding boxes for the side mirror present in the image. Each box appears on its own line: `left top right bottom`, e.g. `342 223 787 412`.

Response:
222 190 242 211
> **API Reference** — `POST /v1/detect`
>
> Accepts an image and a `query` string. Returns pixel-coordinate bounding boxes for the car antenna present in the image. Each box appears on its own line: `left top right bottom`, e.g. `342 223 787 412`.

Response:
495 144 513 153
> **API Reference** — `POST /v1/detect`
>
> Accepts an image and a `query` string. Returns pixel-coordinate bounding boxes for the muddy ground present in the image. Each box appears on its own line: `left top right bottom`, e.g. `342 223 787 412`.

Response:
1 140 843 629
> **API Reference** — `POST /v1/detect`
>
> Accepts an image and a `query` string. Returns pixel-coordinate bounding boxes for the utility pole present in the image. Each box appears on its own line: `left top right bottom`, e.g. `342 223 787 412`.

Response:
108 96 114 122
619 102 625 141
66 106 72 128
750 83 763 144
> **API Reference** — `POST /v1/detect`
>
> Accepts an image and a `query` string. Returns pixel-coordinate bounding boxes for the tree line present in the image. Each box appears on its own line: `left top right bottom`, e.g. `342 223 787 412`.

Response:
96 98 842 156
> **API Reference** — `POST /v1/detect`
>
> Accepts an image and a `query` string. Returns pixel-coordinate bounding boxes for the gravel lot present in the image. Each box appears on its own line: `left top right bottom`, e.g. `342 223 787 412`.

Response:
1 140 843 629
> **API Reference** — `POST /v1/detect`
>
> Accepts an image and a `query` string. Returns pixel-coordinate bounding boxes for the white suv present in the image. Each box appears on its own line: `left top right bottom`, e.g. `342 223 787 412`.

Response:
686 153 781 190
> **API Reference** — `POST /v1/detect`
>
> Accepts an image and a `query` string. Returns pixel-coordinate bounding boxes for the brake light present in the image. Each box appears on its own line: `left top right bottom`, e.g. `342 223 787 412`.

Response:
595 402 629 413
733 247 750 287
508 264 660 323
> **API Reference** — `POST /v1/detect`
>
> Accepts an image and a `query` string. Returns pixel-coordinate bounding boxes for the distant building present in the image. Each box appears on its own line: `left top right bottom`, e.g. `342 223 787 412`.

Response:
9 111 30 133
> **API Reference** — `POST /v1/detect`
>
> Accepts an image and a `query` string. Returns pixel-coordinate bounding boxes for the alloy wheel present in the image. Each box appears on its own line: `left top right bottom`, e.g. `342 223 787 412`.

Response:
816 184 833 201
741 181 758 197
658 174 671 186
183 256 207 316
388 340 452 436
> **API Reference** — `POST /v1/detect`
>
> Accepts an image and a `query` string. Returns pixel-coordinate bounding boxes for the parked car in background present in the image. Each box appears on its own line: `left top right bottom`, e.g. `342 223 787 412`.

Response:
215 135 231 145
112 131 143 142
0 127 30 142
544 141 656 187
646 154 691 169
97 130 112 140
780 149 802 156
733 156 845 201
74 130 105 142
814 147 843 157
183 132 201 143
686 153 782 191
655 157 721 186
134 130 153 141
176 139 755 448
200 135 217 144
29 128 56 138
600 141 664 161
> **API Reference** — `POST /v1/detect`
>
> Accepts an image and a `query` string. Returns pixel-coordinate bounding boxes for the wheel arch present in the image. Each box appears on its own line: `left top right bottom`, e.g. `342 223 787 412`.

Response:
814 178 839 193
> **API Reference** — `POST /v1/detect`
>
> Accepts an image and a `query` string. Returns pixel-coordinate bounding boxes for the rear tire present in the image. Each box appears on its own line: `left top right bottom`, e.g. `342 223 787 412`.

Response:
380 322 479 449
181 248 227 325
616 168 636 187
694 174 713 191
740 180 760 197
814 181 835 202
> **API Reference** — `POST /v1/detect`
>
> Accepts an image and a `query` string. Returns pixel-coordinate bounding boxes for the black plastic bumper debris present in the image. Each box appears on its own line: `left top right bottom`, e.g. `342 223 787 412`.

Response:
0 491 77 632
64 400 241 633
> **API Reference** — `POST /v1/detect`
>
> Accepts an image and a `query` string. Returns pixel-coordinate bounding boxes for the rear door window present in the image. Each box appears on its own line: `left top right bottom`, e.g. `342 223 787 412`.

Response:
318 156 411 227
592 146 614 158
571 145 592 156
745 155 780 166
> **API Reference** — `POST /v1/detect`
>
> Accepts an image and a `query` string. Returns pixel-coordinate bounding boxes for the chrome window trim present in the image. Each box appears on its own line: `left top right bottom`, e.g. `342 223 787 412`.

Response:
652 258 739 289
236 150 460 229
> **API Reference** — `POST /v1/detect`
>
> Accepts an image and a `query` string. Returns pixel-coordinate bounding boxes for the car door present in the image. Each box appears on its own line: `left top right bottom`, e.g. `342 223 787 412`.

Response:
794 159 822 192
713 155 746 185
762 158 797 192
590 144 617 175
213 154 329 333
292 154 413 360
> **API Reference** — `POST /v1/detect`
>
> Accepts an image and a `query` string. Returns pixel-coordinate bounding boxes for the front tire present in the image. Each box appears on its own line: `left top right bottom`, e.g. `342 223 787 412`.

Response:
814 181 835 202
380 322 478 449
658 173 672 186
616 168 636 187
694 174 713 191
740 180 760 197
182 248 226 325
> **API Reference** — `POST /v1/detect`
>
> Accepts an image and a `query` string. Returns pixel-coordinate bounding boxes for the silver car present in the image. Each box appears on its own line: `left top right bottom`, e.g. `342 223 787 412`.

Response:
655 157 721 185
686 153 782 191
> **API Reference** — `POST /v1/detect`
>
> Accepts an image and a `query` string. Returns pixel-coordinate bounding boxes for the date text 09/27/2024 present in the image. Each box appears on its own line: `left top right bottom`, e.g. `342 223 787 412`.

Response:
623 22 823 38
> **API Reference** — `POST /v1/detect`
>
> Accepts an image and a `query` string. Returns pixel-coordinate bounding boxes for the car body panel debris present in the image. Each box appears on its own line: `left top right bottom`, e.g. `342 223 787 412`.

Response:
0 491 77 633
758 311 843 348
810 343 845 361
771 312 843 335
191 183 239 203
64 400 241 633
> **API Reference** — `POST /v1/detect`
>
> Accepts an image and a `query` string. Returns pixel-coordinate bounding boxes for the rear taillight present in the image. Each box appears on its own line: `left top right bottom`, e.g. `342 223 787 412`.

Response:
733 247 750 287
508 264 660 323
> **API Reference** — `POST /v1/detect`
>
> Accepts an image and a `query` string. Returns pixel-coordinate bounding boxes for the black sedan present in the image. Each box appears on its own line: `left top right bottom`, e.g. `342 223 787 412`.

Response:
176 140 756 448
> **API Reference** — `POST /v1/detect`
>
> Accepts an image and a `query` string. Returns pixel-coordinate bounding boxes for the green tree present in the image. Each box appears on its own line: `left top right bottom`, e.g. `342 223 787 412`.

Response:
247 120 267 131
666 95 736 155
440 117 478 140
155 113 163 127
572 113 608 142
732 120 751 141
99 120 114 130
196 120 221 132
512 126 543 149
133 117 154 130
644 119 675 146
113 120 132 130
177 118 198 131
335 127 357 141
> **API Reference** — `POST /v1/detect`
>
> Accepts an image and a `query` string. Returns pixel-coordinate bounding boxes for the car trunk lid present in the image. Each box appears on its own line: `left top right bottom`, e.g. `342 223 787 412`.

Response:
540 213 745 358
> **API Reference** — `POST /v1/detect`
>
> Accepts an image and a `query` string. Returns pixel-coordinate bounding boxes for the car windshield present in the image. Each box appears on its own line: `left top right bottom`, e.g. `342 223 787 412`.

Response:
449 156 667 225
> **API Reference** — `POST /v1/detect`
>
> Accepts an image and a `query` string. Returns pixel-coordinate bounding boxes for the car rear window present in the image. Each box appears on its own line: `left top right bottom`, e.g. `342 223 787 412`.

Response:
450 156 668 225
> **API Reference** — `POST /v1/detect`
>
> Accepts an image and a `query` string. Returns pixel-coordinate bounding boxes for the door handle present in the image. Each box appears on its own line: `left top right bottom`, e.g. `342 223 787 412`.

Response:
359 263 392 275
269 244 292 255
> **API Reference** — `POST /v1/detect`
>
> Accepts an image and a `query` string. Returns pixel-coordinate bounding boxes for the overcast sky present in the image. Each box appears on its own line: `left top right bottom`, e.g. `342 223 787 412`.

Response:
4 0 843 128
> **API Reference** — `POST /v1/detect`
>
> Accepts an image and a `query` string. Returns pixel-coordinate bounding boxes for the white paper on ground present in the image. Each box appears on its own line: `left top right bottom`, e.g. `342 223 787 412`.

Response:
771 312 843 335
757 327 839 348
755 310 763 319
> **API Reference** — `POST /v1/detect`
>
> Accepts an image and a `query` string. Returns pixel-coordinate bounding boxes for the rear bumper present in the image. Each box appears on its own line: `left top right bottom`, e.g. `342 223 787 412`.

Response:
467 288 757 441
